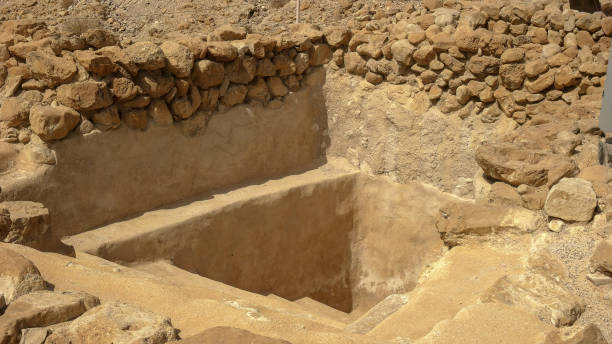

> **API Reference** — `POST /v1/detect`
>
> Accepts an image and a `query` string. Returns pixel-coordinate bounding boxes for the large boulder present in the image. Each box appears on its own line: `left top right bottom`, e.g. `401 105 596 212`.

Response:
170 85 201 120
0 247 46 306
482 273 585 327
44 302 177 344
160 41 194 78
526 69 556 93
26 51 77 88
177 327 291 344
28 105 80 141
0 291 99 344
436 201 544 246
544 178 597 222
56 81 113 112
475 143 578 187
124 42 166 71
413 44 435 66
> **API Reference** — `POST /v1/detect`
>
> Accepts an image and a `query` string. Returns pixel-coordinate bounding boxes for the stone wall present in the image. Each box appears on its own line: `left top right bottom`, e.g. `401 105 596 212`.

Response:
0 1 609 141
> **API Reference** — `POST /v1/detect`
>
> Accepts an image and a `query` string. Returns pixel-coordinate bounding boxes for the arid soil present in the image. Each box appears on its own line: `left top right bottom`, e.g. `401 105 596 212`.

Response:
0 0 416 43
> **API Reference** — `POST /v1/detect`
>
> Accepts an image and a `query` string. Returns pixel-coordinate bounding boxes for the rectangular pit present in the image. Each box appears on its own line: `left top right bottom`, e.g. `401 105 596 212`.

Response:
64 161 451 314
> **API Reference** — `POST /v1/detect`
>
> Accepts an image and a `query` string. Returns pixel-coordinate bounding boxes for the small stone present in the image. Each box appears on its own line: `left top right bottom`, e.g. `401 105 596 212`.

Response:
586 272 612 286
365 72 384 85
548 219 564 233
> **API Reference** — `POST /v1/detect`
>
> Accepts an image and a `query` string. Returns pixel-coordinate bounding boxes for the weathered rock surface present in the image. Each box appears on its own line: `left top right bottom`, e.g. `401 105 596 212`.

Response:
0 247 46 306
475 143 577 187
177 327 290 344
0 291 99 344
436 201 544 246
590 240 612 275
125 42 166 71
74 50 116 77
0 202 50 249
482 272 585 327
56 82 113 112
29 105 80 141
192 60 225 89
26 52 77 88
544 178 597 222
44 302 177 344
160 41 194 78
0 98 31 128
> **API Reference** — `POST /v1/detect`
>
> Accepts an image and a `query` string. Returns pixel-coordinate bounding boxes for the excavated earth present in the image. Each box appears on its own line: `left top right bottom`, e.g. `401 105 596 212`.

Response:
0 0 612 343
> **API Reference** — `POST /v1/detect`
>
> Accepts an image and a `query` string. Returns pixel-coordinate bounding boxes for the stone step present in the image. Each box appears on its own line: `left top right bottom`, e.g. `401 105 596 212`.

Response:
131 260 350 329
344 294 408 335
293 297 352 325
414 303 557 344
2 243 380 344
367 244 526 341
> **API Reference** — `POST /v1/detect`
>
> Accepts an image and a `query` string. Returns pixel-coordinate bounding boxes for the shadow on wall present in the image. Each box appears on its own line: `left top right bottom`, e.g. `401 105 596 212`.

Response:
0 69 331 246
65 162 456 315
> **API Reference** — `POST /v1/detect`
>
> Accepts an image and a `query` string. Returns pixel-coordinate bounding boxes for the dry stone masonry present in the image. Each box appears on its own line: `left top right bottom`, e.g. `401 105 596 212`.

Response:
0 1 610 142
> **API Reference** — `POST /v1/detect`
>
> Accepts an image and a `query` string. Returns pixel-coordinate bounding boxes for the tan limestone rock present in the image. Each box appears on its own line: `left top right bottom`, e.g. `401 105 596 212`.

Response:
57 81 113 111
0 291 99 344
148 99 173 126
82 28 116 49
136 71 174 99
544 178 597 222
192 60 225 90
74 50 116 77
475 143 577 187
91 106 120 131
160 41 194 78
0 247 46 305
124 41 166 71
26 52 77 88
208 25 247 42
589 240 612 274
0 98 31 128
29 105 80 141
